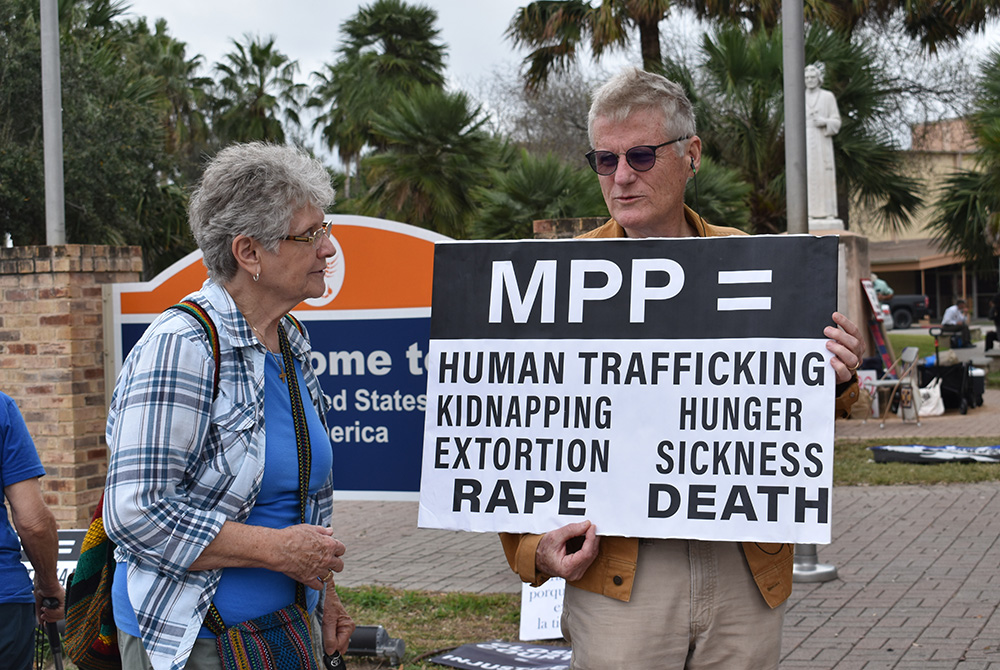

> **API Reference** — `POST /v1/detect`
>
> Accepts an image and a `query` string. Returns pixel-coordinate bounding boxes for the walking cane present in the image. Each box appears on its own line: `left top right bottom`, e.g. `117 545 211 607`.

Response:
40 597 63 670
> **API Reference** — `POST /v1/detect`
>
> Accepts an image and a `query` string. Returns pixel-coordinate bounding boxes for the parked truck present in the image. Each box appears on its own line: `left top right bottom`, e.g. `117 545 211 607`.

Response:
886 294 932 329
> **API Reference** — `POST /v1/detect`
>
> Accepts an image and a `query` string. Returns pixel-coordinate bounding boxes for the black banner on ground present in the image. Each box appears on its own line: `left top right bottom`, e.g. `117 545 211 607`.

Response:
430 640 571 670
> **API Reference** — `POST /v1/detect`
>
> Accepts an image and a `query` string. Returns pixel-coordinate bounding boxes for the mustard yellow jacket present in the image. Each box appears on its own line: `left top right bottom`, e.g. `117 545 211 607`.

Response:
501 209 859 609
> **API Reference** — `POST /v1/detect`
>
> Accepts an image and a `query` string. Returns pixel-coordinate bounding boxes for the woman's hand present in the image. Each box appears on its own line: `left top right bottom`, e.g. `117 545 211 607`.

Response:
322 586 356 656
273 524 346 590
190 522 345 590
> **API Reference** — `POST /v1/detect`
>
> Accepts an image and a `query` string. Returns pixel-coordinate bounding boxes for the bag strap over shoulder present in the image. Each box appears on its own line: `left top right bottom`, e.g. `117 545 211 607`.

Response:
169 300 221 400
283 312 305 337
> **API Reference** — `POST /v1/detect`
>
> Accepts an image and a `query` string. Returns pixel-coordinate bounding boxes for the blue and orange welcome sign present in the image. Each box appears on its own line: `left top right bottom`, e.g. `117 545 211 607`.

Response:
106 215 448 500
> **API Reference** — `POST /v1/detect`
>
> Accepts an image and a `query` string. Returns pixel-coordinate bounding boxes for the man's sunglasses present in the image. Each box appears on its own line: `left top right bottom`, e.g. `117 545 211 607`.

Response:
585 136 690 176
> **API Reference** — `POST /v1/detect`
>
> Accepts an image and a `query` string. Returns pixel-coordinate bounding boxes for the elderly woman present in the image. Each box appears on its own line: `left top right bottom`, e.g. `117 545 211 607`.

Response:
105 142 354 670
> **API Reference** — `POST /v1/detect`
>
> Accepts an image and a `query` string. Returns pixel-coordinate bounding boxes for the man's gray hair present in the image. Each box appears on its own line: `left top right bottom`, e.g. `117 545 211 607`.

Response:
189 142 335 282
588 67 696 155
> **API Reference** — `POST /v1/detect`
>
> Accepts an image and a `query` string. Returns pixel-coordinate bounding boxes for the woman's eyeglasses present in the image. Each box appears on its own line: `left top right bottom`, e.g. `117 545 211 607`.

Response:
585 136 690 176
284 221 333 246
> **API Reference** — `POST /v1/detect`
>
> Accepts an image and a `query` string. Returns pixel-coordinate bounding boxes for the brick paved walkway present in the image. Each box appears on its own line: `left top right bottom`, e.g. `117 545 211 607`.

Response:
331 388 1000 669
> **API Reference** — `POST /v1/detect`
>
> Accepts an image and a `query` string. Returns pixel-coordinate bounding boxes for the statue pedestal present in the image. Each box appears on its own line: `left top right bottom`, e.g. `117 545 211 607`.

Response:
808 217 844 232
804 229 877 374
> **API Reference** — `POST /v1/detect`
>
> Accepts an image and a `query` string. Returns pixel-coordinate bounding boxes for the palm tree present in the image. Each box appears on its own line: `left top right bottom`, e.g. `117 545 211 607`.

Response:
129 19 212 171
309 0 447 194
211 34 305 144
666 23 921 235
337 0 446 87
471 150 607 239
358 86 500 239
685 0 1000 52
506 0 1000 90
506 0 672 90
309 61 372 197
928 49 1000 270
682 156 753 231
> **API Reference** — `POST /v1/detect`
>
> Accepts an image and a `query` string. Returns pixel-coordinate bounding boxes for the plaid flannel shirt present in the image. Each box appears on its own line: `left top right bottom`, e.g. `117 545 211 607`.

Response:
104 280 333 670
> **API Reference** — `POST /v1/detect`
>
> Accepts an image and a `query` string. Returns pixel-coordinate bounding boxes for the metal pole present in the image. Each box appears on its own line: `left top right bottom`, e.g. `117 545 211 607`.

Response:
783 3 838 584
40 0 66 245
782 0 808 235
792 542 838 583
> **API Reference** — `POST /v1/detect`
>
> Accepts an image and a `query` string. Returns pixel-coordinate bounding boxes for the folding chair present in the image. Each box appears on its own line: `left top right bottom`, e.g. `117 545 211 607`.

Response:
866 346 922 428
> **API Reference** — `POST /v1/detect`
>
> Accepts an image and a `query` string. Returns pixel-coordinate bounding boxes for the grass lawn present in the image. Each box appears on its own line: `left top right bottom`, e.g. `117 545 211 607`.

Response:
338 587 523 668
886 330 943 361
835 436 1000 485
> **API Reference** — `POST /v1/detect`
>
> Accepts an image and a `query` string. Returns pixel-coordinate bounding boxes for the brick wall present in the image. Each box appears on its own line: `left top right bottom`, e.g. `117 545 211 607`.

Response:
0 245 143 528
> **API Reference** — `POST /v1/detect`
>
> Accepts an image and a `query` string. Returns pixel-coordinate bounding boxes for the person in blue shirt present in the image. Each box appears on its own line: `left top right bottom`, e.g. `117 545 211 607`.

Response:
105 142 354 670
1 391 64 670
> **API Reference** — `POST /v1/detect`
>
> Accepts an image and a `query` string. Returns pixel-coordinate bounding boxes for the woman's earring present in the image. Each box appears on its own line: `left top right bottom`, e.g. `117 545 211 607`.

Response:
253 271 260 282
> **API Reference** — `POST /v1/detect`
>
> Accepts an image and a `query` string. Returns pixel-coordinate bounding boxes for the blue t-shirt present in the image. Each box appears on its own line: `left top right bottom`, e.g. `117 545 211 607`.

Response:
0 392 47 605
114 352 334 636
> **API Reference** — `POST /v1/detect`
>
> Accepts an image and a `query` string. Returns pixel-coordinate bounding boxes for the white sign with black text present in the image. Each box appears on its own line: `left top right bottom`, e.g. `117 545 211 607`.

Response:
418 235 839 544
520 578 565 641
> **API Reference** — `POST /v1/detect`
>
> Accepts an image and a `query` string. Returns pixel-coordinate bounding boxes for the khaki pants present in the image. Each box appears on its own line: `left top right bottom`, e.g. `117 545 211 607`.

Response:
562 539 784 670
119 632 221 670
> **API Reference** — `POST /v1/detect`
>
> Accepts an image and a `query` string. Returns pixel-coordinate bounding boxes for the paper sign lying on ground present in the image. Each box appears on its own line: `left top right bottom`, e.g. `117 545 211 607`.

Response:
418 235 838 544
519 578 565 641
431 641 571 670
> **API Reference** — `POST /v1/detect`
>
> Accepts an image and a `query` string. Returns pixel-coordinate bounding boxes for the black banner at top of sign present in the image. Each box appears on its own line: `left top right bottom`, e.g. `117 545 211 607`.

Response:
431 235 837 340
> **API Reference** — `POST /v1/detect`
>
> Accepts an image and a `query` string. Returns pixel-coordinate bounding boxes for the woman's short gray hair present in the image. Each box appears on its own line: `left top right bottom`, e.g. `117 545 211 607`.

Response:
189 142 335 282
588 67 696 156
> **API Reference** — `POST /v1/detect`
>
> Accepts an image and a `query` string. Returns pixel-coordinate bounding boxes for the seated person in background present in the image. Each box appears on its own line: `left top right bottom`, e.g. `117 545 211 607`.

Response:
941 299 974 348
986 293 1000 351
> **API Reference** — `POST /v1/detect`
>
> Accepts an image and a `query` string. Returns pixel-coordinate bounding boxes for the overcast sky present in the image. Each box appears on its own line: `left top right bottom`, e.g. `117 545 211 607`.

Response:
122 0 538 90
119 0 1000 158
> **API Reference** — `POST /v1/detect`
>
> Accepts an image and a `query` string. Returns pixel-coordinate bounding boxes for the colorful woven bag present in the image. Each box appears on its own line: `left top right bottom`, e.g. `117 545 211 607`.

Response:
204 602 320 670
64 299 223 669
64 494 120 669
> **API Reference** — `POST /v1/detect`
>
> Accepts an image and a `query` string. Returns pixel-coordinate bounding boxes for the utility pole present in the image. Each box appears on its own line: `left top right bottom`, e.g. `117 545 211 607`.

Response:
41 0 66 245
783 0 807 235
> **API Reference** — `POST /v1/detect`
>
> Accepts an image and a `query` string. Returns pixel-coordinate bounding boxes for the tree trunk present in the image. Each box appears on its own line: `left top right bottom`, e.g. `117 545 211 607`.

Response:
638 20 663 71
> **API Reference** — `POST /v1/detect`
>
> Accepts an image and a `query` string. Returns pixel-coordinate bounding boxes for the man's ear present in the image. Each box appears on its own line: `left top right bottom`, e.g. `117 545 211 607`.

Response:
685 135 702 174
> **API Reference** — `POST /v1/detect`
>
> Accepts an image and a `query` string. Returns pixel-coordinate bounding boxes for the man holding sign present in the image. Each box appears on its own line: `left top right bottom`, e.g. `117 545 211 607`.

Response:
498 68 863 669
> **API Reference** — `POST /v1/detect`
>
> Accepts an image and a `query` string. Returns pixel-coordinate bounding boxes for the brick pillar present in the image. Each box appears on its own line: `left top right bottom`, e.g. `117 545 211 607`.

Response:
533 217 607 239
0 245 143 528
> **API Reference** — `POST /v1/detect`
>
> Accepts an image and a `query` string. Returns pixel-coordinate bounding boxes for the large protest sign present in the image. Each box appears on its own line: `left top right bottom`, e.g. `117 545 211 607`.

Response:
418 235 839 544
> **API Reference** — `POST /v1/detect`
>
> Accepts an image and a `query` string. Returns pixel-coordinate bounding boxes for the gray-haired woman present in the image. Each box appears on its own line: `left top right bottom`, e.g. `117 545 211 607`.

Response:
105 142 354 670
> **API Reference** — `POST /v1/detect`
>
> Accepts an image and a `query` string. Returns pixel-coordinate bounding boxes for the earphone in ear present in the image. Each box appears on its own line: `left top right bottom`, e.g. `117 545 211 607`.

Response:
690 157 696 174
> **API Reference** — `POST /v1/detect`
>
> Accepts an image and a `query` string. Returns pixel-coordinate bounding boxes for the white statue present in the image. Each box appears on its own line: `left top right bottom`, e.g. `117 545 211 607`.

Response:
804 64 841 222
